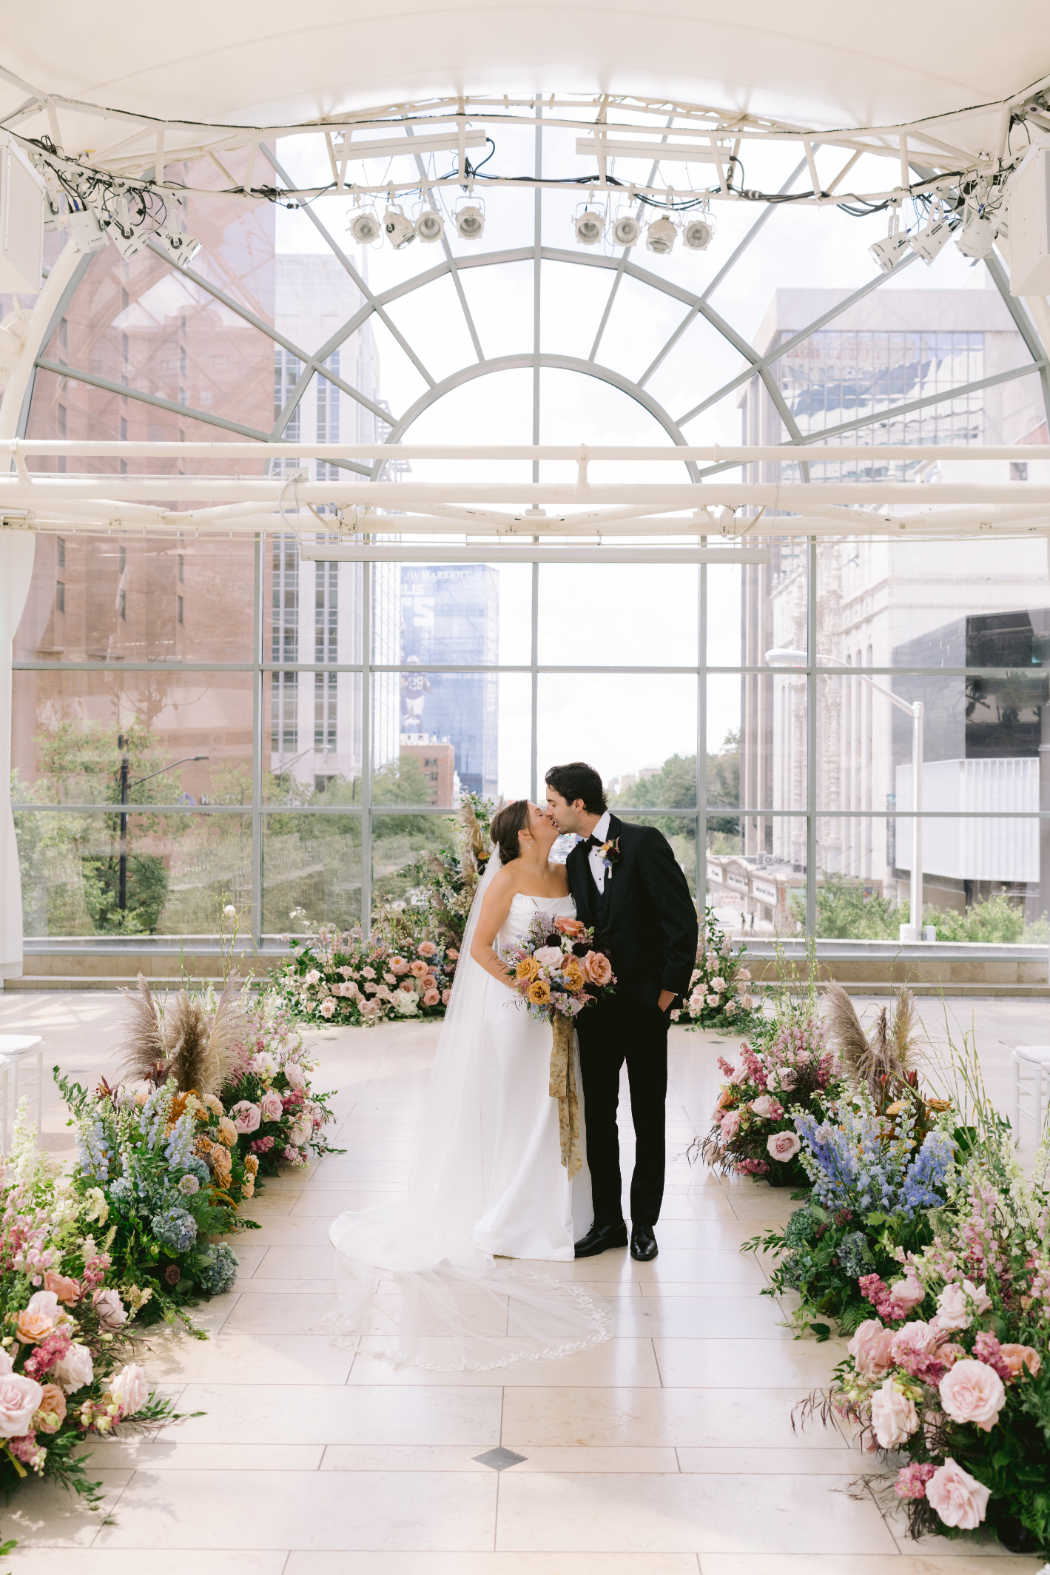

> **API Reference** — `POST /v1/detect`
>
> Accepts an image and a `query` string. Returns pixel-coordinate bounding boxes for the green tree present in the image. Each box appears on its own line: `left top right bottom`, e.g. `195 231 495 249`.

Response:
611 733 740 845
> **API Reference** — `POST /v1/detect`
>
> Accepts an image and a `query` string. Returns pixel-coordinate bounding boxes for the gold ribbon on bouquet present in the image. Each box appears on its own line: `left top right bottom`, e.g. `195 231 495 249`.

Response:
549 1014 582 1179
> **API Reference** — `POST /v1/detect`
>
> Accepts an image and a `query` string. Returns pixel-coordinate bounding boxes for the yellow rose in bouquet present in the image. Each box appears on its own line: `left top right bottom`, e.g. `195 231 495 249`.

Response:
516 956 541 983
526 979 551 1005
559 956 586 993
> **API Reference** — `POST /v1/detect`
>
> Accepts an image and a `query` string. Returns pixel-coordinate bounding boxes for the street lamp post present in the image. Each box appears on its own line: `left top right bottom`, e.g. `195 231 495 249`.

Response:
765 650 926 942
116 734 209 914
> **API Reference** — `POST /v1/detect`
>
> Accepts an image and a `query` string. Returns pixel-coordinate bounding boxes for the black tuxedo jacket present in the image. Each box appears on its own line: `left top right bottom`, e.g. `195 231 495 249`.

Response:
565 815 699 1008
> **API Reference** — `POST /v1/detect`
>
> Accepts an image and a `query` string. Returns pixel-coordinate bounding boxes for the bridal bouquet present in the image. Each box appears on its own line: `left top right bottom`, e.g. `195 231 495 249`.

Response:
499 915 616 1180
499 913 616 1023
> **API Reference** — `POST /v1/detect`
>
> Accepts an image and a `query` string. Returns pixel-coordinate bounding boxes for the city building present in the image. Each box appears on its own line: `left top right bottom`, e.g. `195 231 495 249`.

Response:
399 564 499 800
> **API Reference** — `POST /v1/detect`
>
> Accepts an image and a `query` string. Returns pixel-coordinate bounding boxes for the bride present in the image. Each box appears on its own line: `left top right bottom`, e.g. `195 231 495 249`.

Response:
328 799 608 1370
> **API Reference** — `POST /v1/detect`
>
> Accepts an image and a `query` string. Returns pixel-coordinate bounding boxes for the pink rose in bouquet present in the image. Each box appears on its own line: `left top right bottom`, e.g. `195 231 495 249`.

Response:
423 988 441 1006
871 1378 919 1448
260 1091 284 1121
890 1272 925 1313
750 1094 784 1121
109 1363 150 1417
925 1458 990 1529
847 1319 896 1378
582 951 613 986
16 1291 61 1344
0 1373 44 1438
938 1358 1006 1432
418 941 438 958
533 946 564 968
231 1100 262 1134
92 1288 128 1330
284 1061 306 1090
936 1280 991 1330
720 1111 741 1142
766 1130 800 1162
43 1270 81 1306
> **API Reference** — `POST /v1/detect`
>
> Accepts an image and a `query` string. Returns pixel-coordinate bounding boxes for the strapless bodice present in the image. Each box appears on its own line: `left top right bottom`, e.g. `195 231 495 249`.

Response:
496 892 576 950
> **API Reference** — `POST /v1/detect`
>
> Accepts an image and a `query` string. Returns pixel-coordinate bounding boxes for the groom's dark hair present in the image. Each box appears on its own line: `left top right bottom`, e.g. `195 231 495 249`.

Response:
545 762 607 815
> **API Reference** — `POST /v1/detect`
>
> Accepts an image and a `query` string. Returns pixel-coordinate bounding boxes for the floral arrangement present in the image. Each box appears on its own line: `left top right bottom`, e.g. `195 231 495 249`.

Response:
698 1010 841 1187
59 1071 249 1329
798 1126 1050 1555
499 913 616 1022
272 923 456 1027
399 792 496 947
217 992 340 1175
673 907 759 1030
0 1108 182 1504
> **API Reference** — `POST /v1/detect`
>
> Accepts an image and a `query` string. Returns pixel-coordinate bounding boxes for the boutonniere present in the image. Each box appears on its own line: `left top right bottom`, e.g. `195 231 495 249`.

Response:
599 837 621 873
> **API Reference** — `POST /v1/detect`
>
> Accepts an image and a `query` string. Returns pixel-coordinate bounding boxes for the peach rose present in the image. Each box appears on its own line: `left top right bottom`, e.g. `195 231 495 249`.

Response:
926 1458 990 1530
939 1359 1006 1432
847 1319 896 1379
447 948 459 960
16 1290 61 1344
408 959 429 978
421 973 437 990
422 988 440 1006
0 1374 43 1438
998 1343 1041 1379
871 1378 919 1448
390 957 409 974
441 988 451 1004
581 951 613 987
526 979 551 1005
418 940 438 957
398 978 416 993
515 956 541 983
43 1271 81 1306
33 1382 67 1434
554 916 586 937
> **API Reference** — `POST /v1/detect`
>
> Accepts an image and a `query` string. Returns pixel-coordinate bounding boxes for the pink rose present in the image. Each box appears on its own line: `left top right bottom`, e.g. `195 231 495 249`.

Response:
361 966 376 979
399 978 416 993
767 1130 800 1162
43 1271 81 1306
319 999 335 1017
441 989 451 1004
847 1319 896 1378
534 947 564 968
998 1343 1041 1379
418 941 438 957
284 1061 306 1090
705 994 721 1008
736 968 751 983
720 1110 741 1142
926 1458 990 1530
0 1374 44 1438
92 1288 128 1330
421 974 437 990
447 948 460 960
710 977 726 992
304 969 320 985
936 1280 991 1331
109 1363 150 1417
52 1341 93 1394
422 989 440 1006
890 1273 925 1313
408 959 429 978
891 1320 942 1363
938 1358 1006 1432
33 1382 67 1434
260 1091 284 1121
390 957 409 974
231 1100 262 1134
750 1094 784 1120
870 1378 919 1448
581 951 613 987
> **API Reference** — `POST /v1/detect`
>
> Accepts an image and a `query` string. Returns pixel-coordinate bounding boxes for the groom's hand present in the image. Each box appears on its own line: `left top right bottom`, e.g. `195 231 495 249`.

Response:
657 989 675 1014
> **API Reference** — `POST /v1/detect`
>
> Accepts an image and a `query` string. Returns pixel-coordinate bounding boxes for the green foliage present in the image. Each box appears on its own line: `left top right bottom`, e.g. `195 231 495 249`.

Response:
81 854 169 935
793 873 1049 945
611 733 740 841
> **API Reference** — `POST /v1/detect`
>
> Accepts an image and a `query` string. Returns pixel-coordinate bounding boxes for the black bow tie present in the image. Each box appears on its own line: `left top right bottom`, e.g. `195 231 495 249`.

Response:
585 834 605 848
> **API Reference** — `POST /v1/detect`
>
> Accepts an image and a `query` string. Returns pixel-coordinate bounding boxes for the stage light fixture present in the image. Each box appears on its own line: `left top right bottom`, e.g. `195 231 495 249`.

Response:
682 215 714 251
610 213 641 247
910 216 951 264
955 209 997 259
869 232 910 273
455 203 485 240
154 228 201 268
574 207 604 245
348 208 381 245
414 209 444 243
383 206 416 249
645 215 677 255
67 203 108 254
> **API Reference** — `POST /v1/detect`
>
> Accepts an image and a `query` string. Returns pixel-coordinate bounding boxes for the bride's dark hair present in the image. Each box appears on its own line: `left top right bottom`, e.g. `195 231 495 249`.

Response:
490 799 531 863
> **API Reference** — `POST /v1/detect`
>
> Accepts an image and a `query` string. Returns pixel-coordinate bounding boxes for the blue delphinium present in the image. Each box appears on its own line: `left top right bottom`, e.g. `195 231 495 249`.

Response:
901 1128 954 1213
794 1100 953 1221
195 1243 238 1296
163 1111 197 1172
151 1206 198 1253
77 1118 114 1182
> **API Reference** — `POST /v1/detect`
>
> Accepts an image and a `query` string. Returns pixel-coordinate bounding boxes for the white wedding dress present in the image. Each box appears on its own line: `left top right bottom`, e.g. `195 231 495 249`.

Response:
328 861 608 1370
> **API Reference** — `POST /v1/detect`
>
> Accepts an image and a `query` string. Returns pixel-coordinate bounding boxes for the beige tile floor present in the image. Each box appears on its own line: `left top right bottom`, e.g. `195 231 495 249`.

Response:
0 989 1046 1574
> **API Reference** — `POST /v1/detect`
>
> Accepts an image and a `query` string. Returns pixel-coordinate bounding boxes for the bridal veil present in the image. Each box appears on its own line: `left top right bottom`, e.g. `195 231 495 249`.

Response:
327 852 610 1370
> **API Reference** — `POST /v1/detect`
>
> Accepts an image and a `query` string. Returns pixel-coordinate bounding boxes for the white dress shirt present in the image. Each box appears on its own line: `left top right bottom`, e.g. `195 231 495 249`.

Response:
586 810 612 893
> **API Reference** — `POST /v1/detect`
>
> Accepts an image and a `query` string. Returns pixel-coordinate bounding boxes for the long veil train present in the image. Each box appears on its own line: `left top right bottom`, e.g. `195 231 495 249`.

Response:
327 853 611 1370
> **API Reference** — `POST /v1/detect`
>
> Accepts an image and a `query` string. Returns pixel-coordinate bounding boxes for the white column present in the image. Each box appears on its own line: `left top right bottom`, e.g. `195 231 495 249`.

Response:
0 243 82 977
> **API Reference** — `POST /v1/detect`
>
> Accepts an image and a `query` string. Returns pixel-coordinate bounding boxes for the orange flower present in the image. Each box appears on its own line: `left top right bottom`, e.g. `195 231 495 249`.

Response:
554 916 587 937
560 957 585 992
581 950 613 987
998 1343 1041 1379
526 979 551 1005
33 1384 67 1434
515 956 541 983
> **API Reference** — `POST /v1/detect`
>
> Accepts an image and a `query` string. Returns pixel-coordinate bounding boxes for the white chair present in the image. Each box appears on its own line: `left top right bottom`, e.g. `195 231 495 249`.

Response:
1012 1046 1050 1147
0 1035 44 1154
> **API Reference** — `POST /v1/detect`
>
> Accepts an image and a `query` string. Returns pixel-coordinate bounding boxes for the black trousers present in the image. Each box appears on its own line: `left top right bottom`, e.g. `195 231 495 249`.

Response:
576 995 669 1230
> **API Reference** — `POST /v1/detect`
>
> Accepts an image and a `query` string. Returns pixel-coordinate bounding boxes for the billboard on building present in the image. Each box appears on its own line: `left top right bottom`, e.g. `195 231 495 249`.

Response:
400 565 498 798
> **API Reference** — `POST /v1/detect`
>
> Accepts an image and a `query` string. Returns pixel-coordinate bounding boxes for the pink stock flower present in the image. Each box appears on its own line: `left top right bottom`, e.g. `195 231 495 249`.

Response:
870 1379 919 1448
735 1157 769 1176
895 1461 936 1500
251 1135 275 1153
926 1458 990 1529
23 1327 71 1382
890 1321 942 1364
847 1319 896 1378
939 1358 1006 1432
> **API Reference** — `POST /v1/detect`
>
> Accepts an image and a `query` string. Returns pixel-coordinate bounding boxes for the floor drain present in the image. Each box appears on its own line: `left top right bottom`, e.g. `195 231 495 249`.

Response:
473 1447 526 1471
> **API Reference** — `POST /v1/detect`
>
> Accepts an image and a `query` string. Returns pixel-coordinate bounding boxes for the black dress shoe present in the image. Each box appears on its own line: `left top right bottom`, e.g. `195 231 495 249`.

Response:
574 1221 628 1258
630 1225 658 1262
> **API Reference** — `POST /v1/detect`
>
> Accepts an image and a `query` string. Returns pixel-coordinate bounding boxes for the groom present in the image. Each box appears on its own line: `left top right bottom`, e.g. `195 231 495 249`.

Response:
545 762 698 1262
